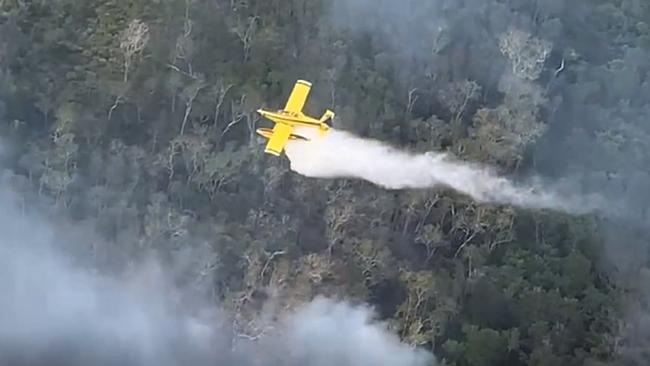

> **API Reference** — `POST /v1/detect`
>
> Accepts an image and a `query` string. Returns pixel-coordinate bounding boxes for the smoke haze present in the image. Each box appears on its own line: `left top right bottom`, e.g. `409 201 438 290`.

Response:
0 172 435 366
318 0 650 360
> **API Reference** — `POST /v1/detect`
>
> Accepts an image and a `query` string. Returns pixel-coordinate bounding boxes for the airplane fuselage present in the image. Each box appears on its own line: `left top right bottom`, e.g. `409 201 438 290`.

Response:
256 108 331 142
256 109 330 130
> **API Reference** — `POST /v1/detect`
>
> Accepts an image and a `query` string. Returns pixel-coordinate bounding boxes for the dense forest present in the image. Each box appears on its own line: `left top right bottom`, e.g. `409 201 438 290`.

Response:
0 0 649 365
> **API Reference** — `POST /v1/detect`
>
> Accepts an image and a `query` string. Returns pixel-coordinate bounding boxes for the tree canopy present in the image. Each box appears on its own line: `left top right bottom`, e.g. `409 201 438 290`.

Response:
0 0 649 365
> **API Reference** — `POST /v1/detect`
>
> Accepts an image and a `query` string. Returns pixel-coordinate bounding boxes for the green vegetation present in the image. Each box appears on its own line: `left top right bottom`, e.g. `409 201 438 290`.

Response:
0 0 648 365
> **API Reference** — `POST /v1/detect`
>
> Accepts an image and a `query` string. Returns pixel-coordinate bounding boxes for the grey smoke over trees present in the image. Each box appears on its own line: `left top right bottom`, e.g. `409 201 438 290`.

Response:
0 176 435 366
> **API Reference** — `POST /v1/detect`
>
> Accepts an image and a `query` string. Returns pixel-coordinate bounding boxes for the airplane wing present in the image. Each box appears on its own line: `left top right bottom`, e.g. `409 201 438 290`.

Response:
283 80 312 114
264 122 293 156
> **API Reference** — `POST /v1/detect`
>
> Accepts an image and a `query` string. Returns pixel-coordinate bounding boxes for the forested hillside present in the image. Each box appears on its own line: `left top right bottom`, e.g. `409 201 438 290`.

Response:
0 0 649 365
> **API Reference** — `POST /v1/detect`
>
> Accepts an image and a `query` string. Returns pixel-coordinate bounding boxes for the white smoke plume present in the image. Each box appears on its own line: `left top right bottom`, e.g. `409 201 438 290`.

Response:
284 127 606 215
283 297 434 366
0 172 435 366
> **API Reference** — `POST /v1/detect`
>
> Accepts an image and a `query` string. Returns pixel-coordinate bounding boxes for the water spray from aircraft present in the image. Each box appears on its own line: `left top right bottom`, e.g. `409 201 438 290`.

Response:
282 126 605 215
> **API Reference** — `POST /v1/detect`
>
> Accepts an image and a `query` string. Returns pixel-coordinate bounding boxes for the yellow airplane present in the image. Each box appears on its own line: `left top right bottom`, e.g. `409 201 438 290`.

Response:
256 79 335 156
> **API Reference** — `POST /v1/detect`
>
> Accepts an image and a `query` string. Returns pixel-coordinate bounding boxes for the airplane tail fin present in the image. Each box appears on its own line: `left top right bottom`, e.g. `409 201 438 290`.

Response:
319 109 335 126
